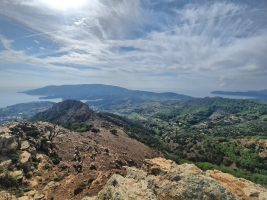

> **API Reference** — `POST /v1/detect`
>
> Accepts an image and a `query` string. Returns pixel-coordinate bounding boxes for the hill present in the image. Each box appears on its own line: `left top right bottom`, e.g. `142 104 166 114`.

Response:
32 98 267 186
32 100 161 147
0 120 159 200
1 122 267 200
87 97 267 185
33 100 94 125
22 84 191 101
1 99 267 199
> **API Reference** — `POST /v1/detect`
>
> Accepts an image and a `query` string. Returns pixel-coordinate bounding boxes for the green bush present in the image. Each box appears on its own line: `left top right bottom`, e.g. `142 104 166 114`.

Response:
0 174 19 189
11 152 20 164
51 155 61 165
64 122 93 132
216 142 264 171
110 128 118 135
196 162 267 186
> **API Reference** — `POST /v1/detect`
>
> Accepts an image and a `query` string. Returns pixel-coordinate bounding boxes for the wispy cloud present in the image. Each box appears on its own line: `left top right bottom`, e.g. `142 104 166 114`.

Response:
0 0 267 93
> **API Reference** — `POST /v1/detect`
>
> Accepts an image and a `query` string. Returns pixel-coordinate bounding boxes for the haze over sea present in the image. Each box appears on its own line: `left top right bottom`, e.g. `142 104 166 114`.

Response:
0 86 254 109
0 87 61 108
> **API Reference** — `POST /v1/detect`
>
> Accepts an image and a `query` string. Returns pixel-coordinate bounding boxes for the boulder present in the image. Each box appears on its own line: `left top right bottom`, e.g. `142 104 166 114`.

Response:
88 158 238 200
9 170 23 180
17 197 30 200
0 159 12 168
20 151 31 164
0 191 17 200
43 181 60 191
21 190 45 200
0 132 18 155
20 141 30 150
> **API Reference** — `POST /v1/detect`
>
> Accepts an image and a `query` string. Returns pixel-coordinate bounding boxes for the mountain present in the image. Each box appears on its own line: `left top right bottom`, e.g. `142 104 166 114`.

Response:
33 99 267 186
1 122 267 200
88 97 267 185
32 100 161 146
22 84 192 101
2 98 267 199
212 89 267 100
33 100 94 125
0 119 159 200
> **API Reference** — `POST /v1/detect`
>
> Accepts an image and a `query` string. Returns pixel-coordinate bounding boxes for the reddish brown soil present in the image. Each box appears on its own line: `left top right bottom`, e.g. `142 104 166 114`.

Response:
34 123 159 200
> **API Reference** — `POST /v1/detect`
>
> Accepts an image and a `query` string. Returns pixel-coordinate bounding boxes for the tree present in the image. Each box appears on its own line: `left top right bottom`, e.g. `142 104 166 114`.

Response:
46 123 63 142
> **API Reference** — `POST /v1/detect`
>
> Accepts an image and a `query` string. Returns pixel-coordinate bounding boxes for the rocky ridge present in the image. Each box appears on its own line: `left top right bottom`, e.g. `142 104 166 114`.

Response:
0 121 159 200
85 158 267 200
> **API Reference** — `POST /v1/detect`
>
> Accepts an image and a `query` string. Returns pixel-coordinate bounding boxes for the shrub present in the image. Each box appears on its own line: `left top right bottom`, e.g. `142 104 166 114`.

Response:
196 162 267 186
0 166 4 174
74 183 86 195
11 152 20 164
64 122 93 132
51 155 61 165
110 129 118 136
0 173 19 188
91 128 100 133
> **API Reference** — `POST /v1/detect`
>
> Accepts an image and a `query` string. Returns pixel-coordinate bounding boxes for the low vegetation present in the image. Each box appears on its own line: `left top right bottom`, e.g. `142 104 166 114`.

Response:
93 97 267 186
64 122 93 132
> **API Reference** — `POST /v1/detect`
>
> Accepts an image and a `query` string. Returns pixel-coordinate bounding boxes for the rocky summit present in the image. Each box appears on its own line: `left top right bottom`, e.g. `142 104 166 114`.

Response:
0 121 158 200
84 158 267 200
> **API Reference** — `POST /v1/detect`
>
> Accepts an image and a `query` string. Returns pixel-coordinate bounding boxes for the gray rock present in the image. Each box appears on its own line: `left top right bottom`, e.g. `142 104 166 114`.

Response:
0 132 18 155
91 158 238 200
20 141 30 150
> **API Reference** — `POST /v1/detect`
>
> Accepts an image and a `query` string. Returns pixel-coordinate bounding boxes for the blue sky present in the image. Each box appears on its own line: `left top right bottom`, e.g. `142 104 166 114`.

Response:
0 0 267 95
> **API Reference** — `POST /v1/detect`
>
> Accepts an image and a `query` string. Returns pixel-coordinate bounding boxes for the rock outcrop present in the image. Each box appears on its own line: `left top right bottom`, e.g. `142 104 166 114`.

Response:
0 127 18 156
86 158 267 200
208 170 267 200
0 121 159 200
0 122 63 199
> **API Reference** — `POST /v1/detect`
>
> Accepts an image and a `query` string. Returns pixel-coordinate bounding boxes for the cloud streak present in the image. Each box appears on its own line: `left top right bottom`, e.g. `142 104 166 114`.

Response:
0 0 267 94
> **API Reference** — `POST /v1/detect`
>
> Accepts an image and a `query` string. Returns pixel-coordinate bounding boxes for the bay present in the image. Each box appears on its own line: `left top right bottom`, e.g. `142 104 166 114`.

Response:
0 88 62 108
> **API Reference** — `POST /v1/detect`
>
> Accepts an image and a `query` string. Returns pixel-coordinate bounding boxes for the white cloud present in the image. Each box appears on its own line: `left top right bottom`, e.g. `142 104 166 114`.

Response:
0 0 267 92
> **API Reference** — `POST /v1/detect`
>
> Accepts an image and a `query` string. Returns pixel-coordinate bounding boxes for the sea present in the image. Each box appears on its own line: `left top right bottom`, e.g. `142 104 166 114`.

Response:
0 87 62 108
0 87 254 109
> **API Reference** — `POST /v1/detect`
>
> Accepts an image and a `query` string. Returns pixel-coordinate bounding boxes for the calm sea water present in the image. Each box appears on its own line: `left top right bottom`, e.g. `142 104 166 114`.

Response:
0 88 254 109
0 88 62 108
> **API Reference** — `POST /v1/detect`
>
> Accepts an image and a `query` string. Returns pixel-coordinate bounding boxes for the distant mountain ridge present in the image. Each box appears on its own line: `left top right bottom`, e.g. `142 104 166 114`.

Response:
22 84 192 101
212 89 267 100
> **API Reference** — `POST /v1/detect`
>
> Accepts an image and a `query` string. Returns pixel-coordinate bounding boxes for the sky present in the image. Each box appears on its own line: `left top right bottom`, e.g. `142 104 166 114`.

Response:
0 0 267 96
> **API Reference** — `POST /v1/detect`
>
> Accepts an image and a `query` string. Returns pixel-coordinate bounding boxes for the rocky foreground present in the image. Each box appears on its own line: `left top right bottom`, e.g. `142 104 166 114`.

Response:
0 122 267 200
84 157 267 200
0 121 158 200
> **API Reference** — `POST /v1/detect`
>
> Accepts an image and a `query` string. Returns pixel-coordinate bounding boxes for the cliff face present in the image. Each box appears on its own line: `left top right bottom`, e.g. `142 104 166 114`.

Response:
85 158 267 200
